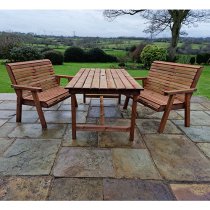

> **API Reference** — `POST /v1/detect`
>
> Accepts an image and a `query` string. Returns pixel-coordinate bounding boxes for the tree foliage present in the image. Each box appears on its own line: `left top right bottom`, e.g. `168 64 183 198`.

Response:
103 10 210 61
0 32 22 59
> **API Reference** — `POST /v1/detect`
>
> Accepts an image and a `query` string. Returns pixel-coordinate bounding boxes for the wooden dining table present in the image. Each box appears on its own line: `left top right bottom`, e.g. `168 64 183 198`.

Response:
65 68 143 141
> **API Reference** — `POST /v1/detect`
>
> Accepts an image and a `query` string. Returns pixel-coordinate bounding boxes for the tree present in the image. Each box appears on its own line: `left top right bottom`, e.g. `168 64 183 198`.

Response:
0 32 22 59
103 10 210 61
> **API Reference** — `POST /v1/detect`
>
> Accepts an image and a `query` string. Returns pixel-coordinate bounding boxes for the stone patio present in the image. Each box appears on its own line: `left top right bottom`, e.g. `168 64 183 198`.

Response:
0 93 210 200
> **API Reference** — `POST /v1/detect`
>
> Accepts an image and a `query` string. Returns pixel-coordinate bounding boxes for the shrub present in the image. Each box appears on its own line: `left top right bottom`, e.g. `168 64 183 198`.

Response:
40 47 52 53
140 45 167 68
118 62 126 67
86 48 117 62
190 57 196 65
196 53 210 64
64 47 117 63
42 50 63 65
9 46 43 62
129 45 137 52
176 54 191 64
64 47 86 62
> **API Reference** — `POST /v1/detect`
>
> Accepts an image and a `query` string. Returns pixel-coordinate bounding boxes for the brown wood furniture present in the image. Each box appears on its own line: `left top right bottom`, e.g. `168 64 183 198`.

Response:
83 93 121 104
65 68 143 141
123 61 203 133
6 59 76 129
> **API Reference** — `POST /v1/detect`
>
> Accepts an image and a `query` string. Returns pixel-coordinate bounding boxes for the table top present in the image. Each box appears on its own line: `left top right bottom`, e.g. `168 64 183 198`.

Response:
65 68 143 95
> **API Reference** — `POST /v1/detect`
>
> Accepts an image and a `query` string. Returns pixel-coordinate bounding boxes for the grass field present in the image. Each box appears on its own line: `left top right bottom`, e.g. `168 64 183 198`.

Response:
0 61 209 99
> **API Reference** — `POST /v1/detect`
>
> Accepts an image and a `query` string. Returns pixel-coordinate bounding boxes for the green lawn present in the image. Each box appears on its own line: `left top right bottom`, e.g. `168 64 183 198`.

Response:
0 61 209 99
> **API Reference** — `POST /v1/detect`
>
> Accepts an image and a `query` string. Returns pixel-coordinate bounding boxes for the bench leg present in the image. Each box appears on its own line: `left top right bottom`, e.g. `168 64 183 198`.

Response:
83 94 86 104
31 92 47 129
118 94 121 104
16 96 22 122
185 94 191 127
71 93 77 139
129 95 138 141
158 95 175 133
123 96 130 109
74 95 78 108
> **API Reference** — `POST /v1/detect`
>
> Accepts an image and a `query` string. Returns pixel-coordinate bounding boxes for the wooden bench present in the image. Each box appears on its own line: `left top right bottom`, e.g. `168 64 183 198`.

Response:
6 59 77 129
123 61 203 133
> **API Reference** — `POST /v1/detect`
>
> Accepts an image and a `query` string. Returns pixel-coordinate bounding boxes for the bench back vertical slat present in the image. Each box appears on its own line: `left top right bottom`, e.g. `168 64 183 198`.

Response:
145 61 203 101
6 59 58 97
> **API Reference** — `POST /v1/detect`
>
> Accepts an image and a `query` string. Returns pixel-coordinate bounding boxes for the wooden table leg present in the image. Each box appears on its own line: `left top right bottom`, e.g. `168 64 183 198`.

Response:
129 95 138 141
71 93 76 139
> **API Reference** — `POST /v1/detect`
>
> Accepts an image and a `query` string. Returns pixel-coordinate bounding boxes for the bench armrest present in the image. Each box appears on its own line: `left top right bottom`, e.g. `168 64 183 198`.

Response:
164 88 196 96
55 75 74 80
134 77 148 81
12 84 42 92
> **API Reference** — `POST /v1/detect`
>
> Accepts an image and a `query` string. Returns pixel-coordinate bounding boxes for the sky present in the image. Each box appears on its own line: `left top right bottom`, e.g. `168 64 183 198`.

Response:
0 10 210 38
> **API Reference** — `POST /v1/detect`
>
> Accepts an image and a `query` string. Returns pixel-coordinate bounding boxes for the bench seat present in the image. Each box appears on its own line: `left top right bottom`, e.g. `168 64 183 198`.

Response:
138 89 184 111
23 86 70 107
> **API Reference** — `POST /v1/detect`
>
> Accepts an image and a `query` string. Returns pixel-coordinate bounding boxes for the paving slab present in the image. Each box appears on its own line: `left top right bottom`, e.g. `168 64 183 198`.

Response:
144 134 210 181
88 106 121 118
8 124 67 139
170 184 210 200
175 111 210 125
48 178 103 200
191 96 209 103
0 138 14 155
201 102 210 110
133 105 182 120
90 99 119 107
0 110 16 119
197 143 210 158
53 148 115 177
0 101 32 110
138 110 182 120
58 104 89 111
39 111 87 124
190 103 208 111
0 176 52 200
63 125 98 147
136 119 182 134
112 148 161 179
103 179 174 200
0 139 61 175
98 119 145 149
8 111 39 123
0 119 7 127
62 97 90 105
85 117 98 124
174 124 210 143
0 123 17 138
0 94 16 101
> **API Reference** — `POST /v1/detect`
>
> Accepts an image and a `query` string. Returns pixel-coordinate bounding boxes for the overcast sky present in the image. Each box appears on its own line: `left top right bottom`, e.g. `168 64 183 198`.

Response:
0 10 210 38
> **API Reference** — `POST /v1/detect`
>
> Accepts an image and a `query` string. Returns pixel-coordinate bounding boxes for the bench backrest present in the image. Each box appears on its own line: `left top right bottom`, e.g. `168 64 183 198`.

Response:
145 61 203 101
6 59 58 96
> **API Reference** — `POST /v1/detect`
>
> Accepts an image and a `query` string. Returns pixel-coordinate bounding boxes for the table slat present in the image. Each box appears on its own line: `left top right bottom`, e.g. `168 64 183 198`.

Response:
106 69 116 89
110 69 125 89
66 68 85 88
121 69 142 89
116 69 133 89
74 69 90 88
100 69 108 88
91 69 100 88
83 69 95 88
